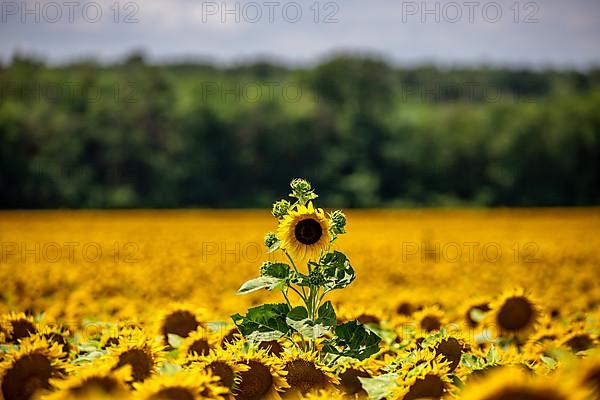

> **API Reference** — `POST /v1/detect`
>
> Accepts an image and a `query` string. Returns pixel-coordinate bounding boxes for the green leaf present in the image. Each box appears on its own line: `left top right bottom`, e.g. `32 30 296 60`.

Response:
168 334 184 348
286 302 337 339
319 251 356 293
237 276 283 295
261 262 291 279
358 373 399 400
317 301 337 327
268 240 281 253
323 320 381 360
231 303 291 342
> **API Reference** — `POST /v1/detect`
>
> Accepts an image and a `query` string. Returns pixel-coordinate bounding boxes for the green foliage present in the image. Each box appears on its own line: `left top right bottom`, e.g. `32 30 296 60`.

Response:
322 321 382 360
231 303 291 341
1 55 599 208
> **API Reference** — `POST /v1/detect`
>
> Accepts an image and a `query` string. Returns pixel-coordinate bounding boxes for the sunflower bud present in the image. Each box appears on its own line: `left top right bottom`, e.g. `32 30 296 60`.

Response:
264 232 278 249
329 210 347 235
308 269 326 286
271 199 290 219
289 178 318 205
259 261 274 277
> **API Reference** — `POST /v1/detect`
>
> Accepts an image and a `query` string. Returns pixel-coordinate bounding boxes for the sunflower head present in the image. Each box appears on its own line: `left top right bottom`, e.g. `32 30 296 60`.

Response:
277 202 331 262
282 350 339 396
461 366 587 400
156 304 206 347
0 312 37 344
106 334 163 383
45 362 132 399
188 347 249 393
0 337 65 400
486 289 541 342
233 348 288 400
133 369 226 400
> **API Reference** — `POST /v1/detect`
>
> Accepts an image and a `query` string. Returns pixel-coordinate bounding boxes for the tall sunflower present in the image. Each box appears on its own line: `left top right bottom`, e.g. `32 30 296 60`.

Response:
277 202 331 262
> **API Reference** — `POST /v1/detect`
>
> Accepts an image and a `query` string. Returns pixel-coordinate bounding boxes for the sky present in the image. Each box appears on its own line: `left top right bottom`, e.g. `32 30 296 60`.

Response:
1 0 599 68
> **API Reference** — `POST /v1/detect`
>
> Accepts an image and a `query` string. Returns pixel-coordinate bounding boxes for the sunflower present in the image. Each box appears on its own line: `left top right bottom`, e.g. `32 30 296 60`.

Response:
0 313 37 344
484 289 541 342
188 348 249 395
155 304 207 347
233 348 288 400
560 326 597 354
277 202 331 262
43 362 131 399
179 328 220 361
219 326 242 349
426 333 468 373
35 324 75 361
392 356 453 400
100 324 145 349
461 366 587 400
0 337 64 400
413 306 446 334
335 358 379 396
577 351 600 398
134 370 227 400
105 333 163 383
460 298 491 328
281 350 339 397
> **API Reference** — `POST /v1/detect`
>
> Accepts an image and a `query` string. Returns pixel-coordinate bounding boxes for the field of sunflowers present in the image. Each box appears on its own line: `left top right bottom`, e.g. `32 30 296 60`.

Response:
1 182 600 399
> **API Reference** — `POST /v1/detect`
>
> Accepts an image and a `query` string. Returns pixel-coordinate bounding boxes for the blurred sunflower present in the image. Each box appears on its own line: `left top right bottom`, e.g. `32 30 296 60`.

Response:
485 289 541 342
133 370 226 400
0 337 64 400
335 358 378 396
0 313 37 344
234 348 288 400
179 328 220 360
392 358 453 400
577 352 600 398
560 326 597 354
43 362 131 399
461 367 586 400
413 306 446 333
277 202 331 262
155 305 207 347
281 350 339 396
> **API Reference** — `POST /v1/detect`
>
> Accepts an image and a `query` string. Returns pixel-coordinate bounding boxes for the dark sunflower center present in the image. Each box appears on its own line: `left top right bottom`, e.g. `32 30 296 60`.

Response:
209 361 235 389
285 360 329 394
294 219 323 245
70 376 120 395
497 297 534 331
340 368 370 395
564 334 593 352
435 338 463 372
420 316 442 332
2 354 53 400
149 388 195 400
187 339 210 356
114 349 153 382
258 340 283 357
404 374 445 400
162 311 200 345
236 361 273 400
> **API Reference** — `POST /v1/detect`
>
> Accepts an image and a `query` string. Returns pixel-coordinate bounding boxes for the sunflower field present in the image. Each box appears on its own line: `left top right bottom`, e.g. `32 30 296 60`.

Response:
1 179 600 399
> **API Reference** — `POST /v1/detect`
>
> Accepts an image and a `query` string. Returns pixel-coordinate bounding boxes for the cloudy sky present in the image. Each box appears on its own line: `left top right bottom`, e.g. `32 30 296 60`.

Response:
1 0 599 67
